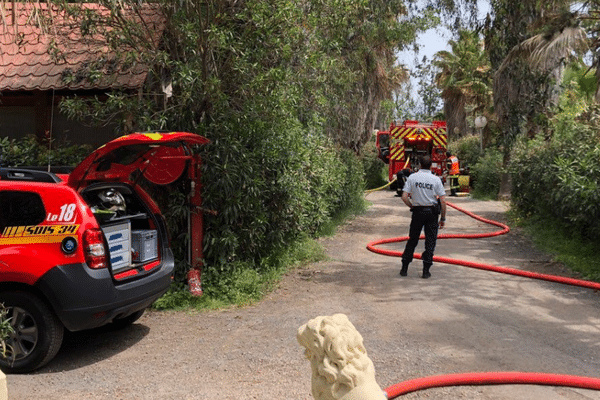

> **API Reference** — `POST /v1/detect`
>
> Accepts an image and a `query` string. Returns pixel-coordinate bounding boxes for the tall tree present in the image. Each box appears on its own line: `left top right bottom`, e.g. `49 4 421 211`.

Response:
413 56 444 120
433 29 492 140
485 0 590 196
302 0 433 153
40 0 435 154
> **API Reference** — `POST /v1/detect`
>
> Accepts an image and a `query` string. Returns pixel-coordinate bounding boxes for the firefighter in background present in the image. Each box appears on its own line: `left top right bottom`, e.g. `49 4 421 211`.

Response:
446 151 460 196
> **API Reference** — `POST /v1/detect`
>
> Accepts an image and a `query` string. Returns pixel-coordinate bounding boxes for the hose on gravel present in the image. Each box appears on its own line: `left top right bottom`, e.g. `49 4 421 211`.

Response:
365 178 397 195
367 201 600 291
365 201 600 398
385 372 600 398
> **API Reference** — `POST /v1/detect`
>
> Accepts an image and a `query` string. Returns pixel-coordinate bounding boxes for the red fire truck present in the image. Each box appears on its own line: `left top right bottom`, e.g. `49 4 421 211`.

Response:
375 120 448 193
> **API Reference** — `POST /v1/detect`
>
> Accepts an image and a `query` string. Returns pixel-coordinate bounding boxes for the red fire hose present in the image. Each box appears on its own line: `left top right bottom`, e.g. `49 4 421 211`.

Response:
385 372 600 398
367 202 600 291
366 201 600 398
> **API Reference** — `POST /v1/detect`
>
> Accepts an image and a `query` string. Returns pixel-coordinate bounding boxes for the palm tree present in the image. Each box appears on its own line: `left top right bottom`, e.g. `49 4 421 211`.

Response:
486 1 590 197
494 13 587 136
433 30 492 140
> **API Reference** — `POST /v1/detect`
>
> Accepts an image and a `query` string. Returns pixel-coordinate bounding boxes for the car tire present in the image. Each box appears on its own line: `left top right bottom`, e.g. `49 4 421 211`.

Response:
110 309 145 329
0 291 64 374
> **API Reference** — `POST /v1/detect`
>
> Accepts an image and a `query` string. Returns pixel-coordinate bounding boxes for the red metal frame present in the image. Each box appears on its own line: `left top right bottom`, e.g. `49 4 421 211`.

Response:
187 153 204 296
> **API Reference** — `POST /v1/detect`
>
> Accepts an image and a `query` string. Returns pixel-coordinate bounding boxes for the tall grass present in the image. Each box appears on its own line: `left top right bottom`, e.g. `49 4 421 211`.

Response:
508 211 600 281
152 234 328 310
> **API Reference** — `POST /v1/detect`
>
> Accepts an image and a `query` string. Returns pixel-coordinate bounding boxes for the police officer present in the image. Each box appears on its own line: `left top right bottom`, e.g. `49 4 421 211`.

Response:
400 155 446 279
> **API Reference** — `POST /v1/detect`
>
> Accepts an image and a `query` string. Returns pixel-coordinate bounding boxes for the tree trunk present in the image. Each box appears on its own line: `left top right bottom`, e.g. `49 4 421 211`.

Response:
595 55 600 103
498 147 511 200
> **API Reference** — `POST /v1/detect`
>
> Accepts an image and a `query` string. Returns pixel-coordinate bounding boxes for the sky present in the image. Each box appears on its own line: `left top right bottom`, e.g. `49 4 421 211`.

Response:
399 1 491 108
396 26 453 114
403 26 452 69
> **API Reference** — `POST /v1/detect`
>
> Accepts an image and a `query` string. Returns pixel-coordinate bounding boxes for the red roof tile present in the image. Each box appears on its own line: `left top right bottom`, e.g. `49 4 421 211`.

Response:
0 3 165 91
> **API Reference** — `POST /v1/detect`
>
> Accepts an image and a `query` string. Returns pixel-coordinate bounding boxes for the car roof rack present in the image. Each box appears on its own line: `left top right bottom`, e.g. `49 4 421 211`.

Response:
0 168 61 183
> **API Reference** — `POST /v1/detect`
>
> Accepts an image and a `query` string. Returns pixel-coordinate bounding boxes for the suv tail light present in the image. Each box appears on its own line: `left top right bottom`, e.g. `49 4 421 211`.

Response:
83 229 107 269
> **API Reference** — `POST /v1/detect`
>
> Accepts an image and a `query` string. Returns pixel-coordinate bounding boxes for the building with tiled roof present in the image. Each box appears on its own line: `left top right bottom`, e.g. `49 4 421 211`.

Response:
0 2 165 146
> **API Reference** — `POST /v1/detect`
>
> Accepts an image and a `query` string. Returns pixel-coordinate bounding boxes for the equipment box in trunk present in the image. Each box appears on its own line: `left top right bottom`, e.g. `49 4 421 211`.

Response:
101 221 132 272
132 229 158 263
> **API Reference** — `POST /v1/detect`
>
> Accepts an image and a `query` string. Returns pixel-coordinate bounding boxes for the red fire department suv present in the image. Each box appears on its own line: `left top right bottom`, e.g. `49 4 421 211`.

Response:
0 132 208 373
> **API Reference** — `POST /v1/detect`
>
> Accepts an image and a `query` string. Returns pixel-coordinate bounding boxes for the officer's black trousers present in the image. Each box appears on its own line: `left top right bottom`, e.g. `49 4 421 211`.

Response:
401 207 439 267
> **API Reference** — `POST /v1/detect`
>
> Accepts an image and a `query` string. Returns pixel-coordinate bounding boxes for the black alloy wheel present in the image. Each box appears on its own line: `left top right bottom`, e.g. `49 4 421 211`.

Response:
0 292 64 373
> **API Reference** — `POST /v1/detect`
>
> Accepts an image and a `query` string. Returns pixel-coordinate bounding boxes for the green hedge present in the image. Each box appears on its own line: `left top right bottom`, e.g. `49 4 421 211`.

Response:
471 149 502 198
197 116 365 289
448 134 483 169
362 138 388 190
0 135 91 167
510 118 600 238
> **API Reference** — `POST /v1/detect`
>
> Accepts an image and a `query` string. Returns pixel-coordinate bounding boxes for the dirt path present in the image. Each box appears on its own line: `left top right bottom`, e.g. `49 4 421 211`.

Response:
7 192 600 399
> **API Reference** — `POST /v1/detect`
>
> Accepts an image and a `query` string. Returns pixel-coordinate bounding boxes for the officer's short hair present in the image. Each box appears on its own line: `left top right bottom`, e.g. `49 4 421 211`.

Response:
446 151 451 157
420 155 432 169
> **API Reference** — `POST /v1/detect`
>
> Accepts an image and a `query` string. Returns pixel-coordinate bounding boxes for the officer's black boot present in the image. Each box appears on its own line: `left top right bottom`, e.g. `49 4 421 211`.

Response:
422 263 431 279
400 262 409 277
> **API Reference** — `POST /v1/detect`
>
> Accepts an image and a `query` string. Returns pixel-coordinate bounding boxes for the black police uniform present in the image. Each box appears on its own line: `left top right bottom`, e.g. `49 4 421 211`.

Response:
400 169 445 278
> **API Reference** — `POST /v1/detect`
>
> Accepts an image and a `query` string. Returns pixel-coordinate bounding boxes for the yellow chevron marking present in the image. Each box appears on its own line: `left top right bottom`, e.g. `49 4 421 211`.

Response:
389 125 447 148
390 144 404 161
398 127 414 140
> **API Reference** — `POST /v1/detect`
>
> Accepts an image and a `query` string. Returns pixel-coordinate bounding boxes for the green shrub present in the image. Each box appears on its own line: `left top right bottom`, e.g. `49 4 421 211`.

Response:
0 135 91 167
471 149 502 198
362 134 388 189
510 110 600 239
510 137 552 216
337 148 366 211
0 304 13 358
562 63 597 101
363 157 387 190
448 134 483 169
181 107 367 300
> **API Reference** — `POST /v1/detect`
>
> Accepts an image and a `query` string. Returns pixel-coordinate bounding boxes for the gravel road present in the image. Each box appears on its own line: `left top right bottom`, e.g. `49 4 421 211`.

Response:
7 191 600 399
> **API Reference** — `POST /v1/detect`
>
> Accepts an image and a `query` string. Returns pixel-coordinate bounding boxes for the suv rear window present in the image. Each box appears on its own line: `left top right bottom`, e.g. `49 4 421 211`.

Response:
0 191 46 231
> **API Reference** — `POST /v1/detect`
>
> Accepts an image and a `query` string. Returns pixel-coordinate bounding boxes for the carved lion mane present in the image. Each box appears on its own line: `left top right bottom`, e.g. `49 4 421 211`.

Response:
297 314 380 400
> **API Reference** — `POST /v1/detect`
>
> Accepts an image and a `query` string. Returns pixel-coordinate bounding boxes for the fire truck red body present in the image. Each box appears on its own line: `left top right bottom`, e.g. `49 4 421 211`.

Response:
375 120 448 191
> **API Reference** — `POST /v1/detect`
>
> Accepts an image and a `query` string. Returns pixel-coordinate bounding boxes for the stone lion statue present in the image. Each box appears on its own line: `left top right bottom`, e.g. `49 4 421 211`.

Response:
297 314 387 400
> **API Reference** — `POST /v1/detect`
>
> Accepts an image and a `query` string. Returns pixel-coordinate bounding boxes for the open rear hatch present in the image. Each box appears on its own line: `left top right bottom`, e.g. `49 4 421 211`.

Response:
68 132 209 280
68 132 209 190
